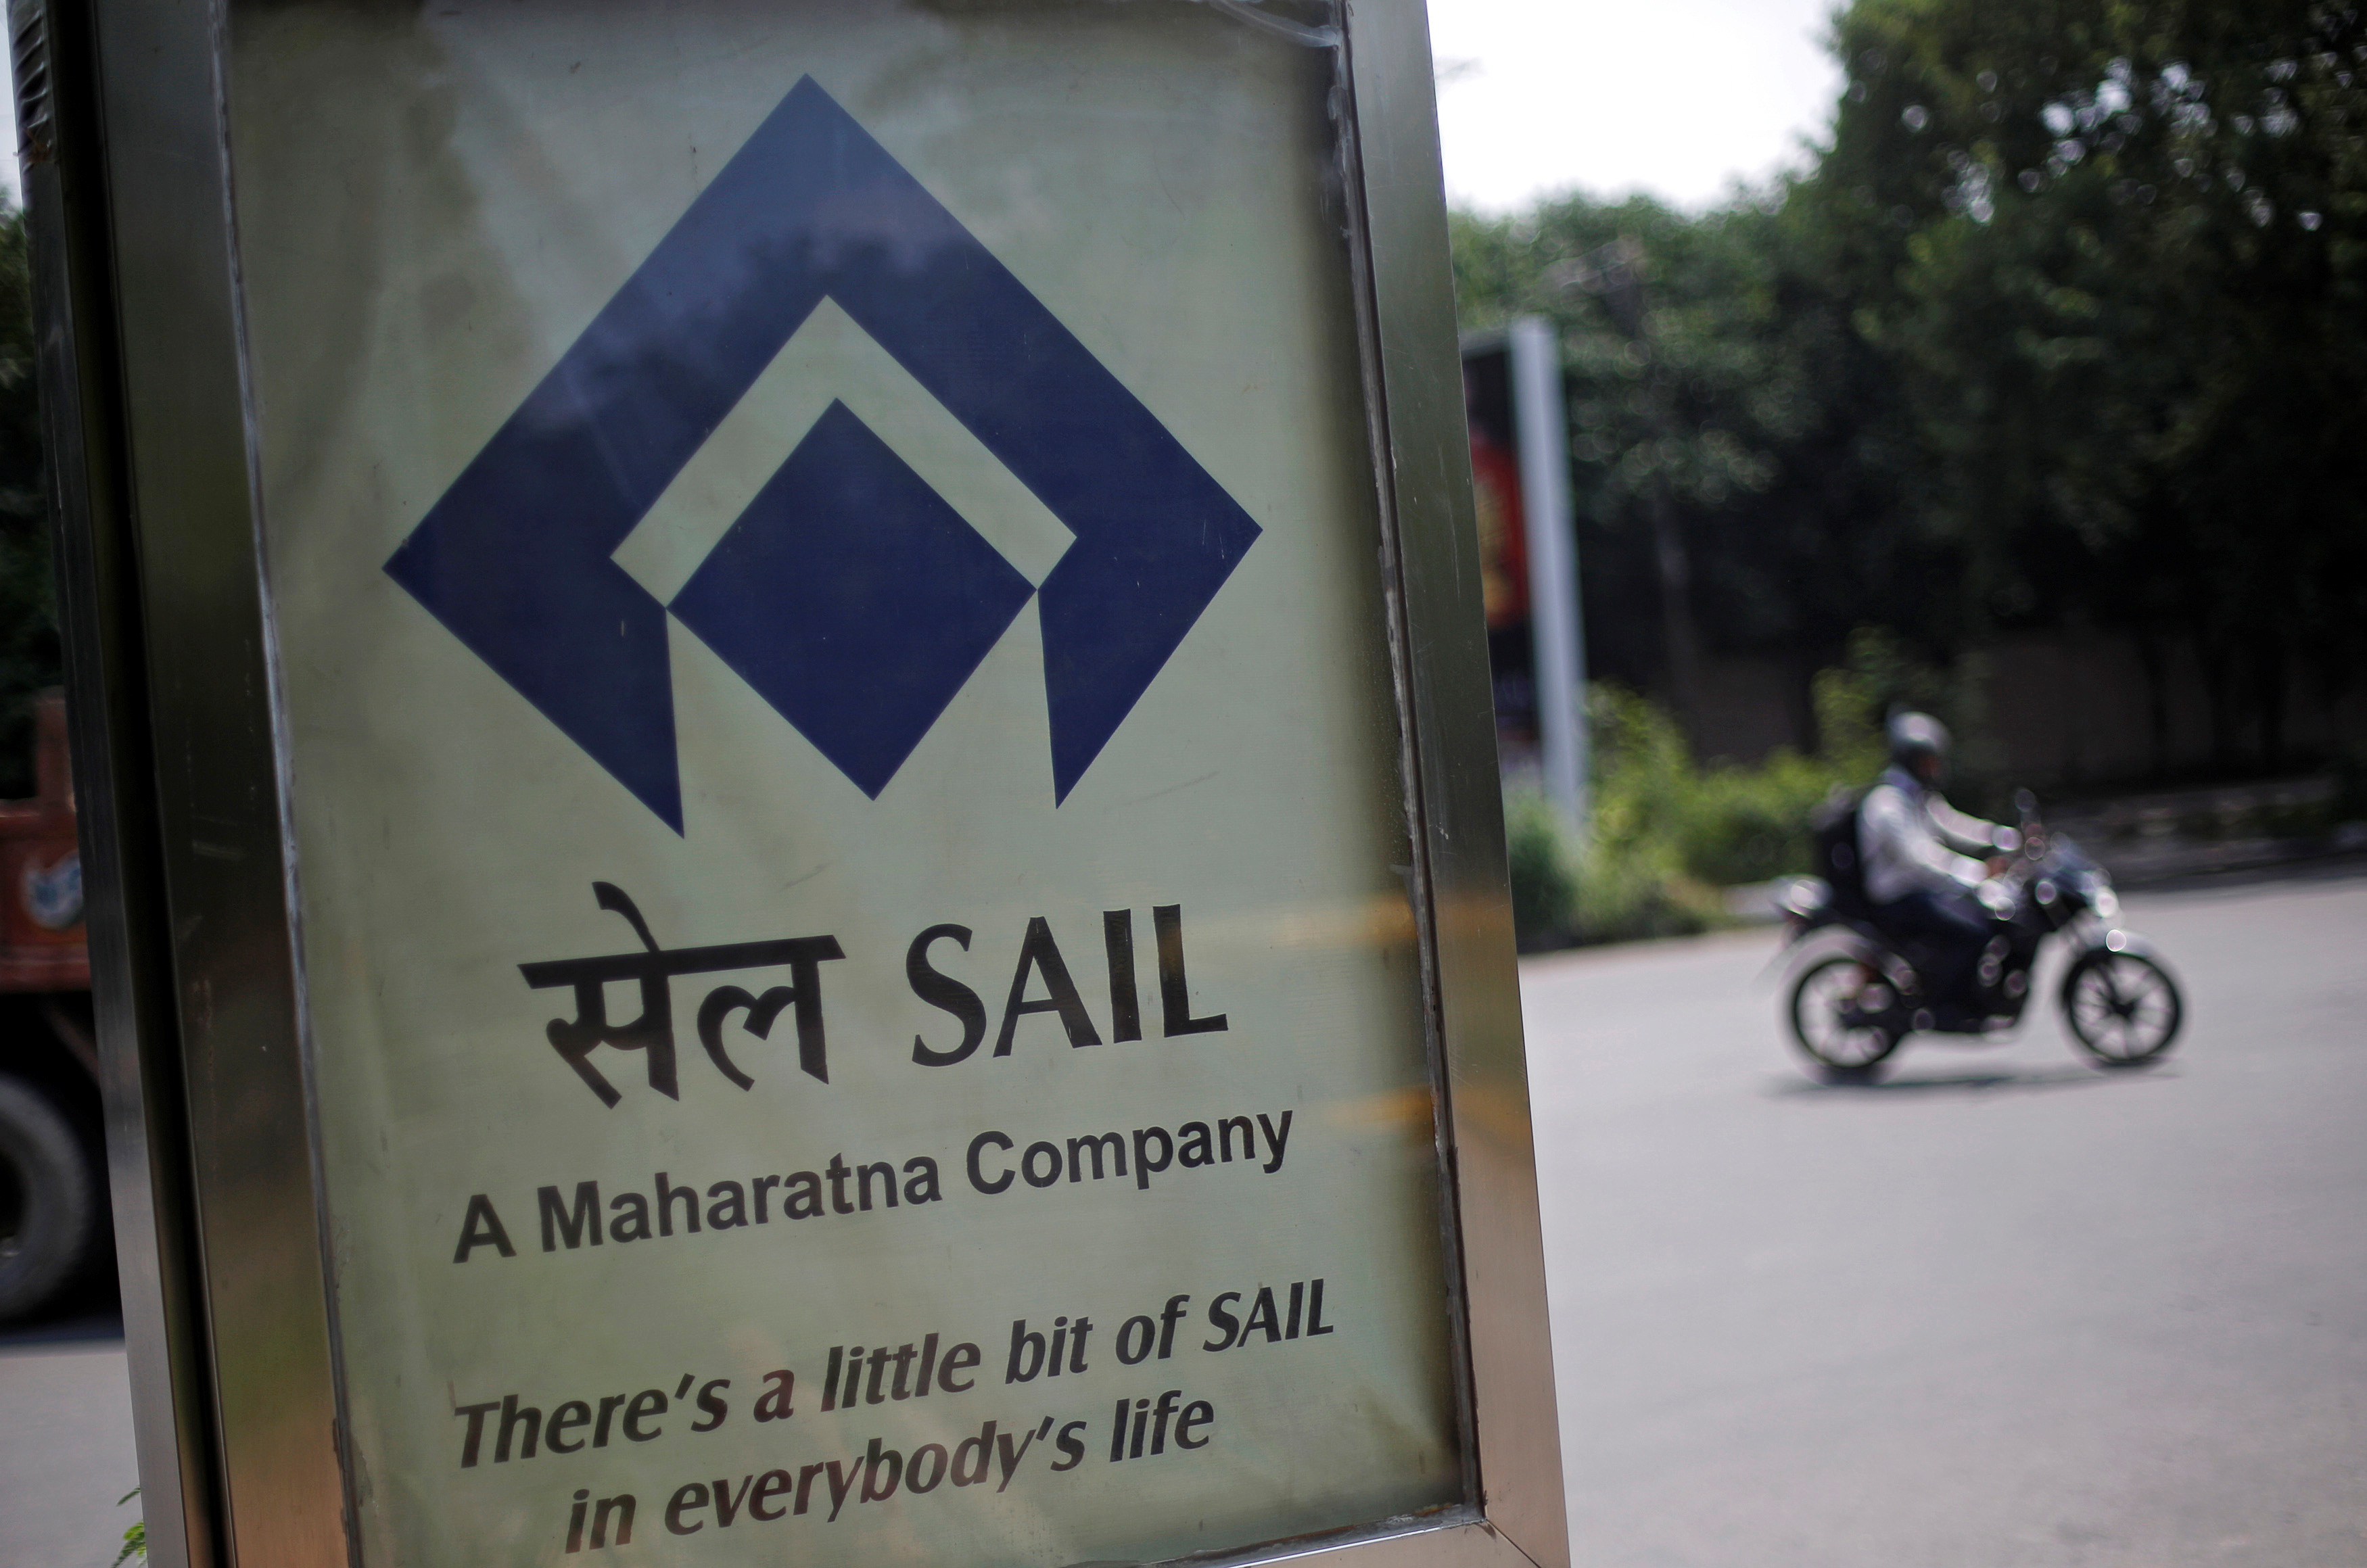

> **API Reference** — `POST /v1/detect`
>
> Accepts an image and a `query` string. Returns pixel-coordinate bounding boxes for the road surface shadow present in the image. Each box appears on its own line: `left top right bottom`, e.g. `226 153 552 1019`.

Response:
0 1308 123 1352
0 1270 123 1352
1766 1064 2176 1100
2132 850 2367 896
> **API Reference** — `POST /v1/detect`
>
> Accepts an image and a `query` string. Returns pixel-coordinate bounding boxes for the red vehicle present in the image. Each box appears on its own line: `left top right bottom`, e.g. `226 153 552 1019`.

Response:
0 691 102 1323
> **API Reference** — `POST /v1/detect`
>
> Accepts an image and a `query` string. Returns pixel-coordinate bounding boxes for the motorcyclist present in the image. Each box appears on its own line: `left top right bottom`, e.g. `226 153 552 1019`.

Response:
1859 713 2020 1011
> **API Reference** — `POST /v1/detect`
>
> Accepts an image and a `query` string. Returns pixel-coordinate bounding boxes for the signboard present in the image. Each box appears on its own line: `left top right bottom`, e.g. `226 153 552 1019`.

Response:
1464 323 1587 832
26 1 1563 1565
1464 346 1539 736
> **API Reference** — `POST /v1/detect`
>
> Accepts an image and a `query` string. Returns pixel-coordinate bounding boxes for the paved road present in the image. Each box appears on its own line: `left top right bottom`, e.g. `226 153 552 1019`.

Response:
4 868 2361 1565
0 1308 137 1568
1526 863 2367 1567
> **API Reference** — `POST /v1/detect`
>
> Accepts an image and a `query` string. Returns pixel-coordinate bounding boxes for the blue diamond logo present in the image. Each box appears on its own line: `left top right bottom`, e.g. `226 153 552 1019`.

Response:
670 402 1035 798
385 77 1259 829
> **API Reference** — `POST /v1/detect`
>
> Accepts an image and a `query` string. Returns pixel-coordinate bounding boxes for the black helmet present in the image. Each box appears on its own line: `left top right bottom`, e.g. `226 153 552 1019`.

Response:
1888 711 1952 776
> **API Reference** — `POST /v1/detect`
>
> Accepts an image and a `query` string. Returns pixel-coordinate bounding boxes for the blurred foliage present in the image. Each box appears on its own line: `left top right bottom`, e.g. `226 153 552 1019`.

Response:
1504 791 1581 946
1509 633 1984 949
0 205 55 800
1455 0 2367 774
1506 780 1722 950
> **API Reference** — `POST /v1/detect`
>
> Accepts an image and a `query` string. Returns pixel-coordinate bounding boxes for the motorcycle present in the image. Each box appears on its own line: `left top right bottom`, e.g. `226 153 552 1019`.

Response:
1775 791 2184 1080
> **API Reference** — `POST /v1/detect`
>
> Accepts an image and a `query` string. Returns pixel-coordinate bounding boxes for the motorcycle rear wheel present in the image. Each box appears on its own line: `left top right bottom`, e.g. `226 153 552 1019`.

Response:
1789 955 1903 1080
2060 947 2183 1067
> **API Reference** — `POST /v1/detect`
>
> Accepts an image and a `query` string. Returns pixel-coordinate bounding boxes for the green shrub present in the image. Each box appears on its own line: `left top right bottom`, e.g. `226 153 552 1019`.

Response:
1504 783 1718 950
1505 637 1982 950
1572 833 1719 945
1810 661 1885 778
1677 754 1838 884
1589 684 1851 888
1505 790 1578 948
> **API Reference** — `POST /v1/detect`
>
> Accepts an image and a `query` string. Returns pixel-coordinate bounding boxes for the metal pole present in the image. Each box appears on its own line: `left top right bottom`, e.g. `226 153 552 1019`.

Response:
1508 315 1587 834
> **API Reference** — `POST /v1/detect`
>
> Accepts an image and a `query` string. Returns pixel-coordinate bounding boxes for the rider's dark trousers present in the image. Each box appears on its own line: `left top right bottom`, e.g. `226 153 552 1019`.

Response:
1875 886 1990 1004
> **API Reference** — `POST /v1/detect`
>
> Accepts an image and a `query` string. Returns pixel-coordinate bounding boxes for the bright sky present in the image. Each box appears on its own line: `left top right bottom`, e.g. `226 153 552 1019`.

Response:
1428 0 1846 212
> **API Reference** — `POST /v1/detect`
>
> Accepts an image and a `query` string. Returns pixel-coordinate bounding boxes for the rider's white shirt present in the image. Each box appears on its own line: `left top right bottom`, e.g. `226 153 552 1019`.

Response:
1858 765 2012 905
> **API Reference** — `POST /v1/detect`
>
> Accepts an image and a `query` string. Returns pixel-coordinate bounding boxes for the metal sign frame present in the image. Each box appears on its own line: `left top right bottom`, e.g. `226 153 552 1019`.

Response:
18 1 1567 1564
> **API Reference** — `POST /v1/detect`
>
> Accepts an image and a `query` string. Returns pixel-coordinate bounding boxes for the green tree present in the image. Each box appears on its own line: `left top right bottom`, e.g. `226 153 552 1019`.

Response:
1821 0 2367 766
1453 0 2367 777
1452 187 1976 751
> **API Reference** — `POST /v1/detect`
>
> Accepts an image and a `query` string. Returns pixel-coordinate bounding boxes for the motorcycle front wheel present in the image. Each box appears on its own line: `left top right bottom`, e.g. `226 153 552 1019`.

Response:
1788 955 1903 1080
2060 947 2183 1067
